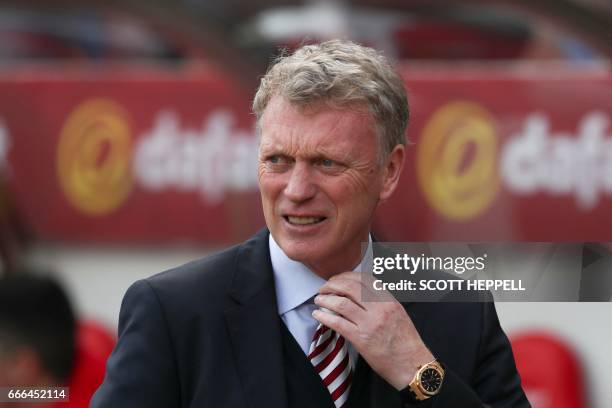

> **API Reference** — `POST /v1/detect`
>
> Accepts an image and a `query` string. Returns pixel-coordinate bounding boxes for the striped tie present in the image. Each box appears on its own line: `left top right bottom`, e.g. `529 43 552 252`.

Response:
308 324 353 408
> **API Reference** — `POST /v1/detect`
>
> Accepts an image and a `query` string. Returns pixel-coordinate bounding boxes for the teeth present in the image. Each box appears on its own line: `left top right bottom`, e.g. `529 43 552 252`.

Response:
287 216 323 225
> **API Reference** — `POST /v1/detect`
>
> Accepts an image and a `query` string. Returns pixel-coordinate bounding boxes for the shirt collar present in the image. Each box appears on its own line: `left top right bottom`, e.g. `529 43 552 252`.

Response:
269 233 373 316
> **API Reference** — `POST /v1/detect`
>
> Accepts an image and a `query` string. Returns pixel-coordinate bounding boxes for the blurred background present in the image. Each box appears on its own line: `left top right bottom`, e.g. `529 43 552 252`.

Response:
0 0 611 407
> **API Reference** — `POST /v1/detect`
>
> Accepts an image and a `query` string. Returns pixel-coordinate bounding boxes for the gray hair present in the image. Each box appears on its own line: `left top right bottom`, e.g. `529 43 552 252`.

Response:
252 39 409 161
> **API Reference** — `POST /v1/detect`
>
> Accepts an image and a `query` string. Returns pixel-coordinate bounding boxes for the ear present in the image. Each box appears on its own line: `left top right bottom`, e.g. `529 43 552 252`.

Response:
379 144 405 203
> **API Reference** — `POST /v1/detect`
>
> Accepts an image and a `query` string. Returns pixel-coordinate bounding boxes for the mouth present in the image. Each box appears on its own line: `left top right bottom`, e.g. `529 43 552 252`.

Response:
283 215 327 225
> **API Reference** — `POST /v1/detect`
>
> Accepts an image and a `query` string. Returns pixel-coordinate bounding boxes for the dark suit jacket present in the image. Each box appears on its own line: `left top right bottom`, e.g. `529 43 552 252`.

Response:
91 229 529 407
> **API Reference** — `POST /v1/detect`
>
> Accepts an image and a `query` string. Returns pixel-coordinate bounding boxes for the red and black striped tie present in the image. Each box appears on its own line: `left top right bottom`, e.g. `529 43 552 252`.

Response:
308 324 353 408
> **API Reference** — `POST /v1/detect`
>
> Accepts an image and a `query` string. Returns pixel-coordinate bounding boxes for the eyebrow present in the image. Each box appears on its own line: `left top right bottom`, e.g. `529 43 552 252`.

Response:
259 137 355 162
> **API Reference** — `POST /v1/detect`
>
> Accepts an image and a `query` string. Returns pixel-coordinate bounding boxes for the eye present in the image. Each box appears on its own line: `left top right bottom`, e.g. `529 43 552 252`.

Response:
263 154 293 171
314 158 345 174
315 158 336 167
266 154 289 164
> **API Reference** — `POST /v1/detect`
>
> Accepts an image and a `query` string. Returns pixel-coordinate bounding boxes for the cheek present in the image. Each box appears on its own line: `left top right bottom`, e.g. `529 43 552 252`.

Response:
259 184 277 225
327 179 377 219
257 163 267 182
351 163 383 189
258 172 284 205
334 171 382 205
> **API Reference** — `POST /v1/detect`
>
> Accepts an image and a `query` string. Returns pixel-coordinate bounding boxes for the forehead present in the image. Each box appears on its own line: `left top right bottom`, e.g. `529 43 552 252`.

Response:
260 96 377 155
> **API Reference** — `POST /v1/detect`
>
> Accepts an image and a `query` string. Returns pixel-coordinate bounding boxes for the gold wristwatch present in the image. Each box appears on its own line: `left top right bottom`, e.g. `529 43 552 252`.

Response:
407 359 445 400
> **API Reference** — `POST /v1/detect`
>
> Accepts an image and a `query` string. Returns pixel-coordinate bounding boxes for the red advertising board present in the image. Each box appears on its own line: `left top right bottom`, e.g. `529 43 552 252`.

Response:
385 64 612 241
0 65 260 245
0 64 611 243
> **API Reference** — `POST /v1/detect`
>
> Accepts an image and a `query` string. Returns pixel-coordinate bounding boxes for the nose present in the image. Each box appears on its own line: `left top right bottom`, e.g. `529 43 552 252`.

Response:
284 161 317 203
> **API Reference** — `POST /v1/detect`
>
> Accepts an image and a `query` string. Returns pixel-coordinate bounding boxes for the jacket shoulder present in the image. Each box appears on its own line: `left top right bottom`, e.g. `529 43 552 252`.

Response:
138 229 269 309
147 242 241 293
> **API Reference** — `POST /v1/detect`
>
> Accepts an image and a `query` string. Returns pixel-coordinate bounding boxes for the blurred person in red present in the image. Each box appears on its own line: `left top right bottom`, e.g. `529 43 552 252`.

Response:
0 273 75 408
92 40 529 407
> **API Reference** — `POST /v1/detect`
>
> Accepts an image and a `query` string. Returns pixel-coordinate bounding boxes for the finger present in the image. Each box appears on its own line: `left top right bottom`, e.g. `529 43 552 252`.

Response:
361 277 397 303
312 309 357 340
324 272 398 308
351 270 399 303
314 294 366 325
319 277 367 310
329 272 386 298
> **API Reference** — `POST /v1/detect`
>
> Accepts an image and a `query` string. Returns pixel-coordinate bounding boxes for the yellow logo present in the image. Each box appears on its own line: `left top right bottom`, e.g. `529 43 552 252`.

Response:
417 101 499 221
57 99 133 216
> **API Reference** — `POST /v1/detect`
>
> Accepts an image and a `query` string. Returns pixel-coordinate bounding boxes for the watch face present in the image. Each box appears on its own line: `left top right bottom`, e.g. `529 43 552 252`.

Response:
420 368 443 394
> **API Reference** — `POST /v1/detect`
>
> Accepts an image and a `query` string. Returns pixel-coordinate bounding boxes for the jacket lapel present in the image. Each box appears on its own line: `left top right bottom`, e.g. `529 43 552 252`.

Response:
224 229 288 408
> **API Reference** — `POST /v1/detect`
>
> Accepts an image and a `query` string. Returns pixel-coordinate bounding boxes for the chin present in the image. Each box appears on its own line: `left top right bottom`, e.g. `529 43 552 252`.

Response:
277 238 326 264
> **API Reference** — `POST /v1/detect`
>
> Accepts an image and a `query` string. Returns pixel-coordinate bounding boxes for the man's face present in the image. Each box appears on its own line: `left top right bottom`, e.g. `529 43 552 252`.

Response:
258 96 402 276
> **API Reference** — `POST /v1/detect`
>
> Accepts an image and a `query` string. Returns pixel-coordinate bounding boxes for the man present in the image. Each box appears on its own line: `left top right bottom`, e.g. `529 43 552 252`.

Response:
92 40 529 407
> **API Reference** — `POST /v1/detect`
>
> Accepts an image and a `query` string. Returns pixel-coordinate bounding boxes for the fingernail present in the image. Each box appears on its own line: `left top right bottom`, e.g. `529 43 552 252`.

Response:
312 310 320 317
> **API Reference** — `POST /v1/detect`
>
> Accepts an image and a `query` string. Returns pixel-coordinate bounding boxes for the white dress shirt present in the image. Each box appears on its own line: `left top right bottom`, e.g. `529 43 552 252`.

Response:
269 233 372 369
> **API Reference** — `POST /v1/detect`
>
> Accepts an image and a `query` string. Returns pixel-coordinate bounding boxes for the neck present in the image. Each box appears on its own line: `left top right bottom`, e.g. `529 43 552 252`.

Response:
306 238 369 280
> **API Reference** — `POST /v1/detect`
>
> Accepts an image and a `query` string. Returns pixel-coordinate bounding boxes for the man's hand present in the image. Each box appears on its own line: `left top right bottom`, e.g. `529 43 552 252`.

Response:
312 271 434 390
